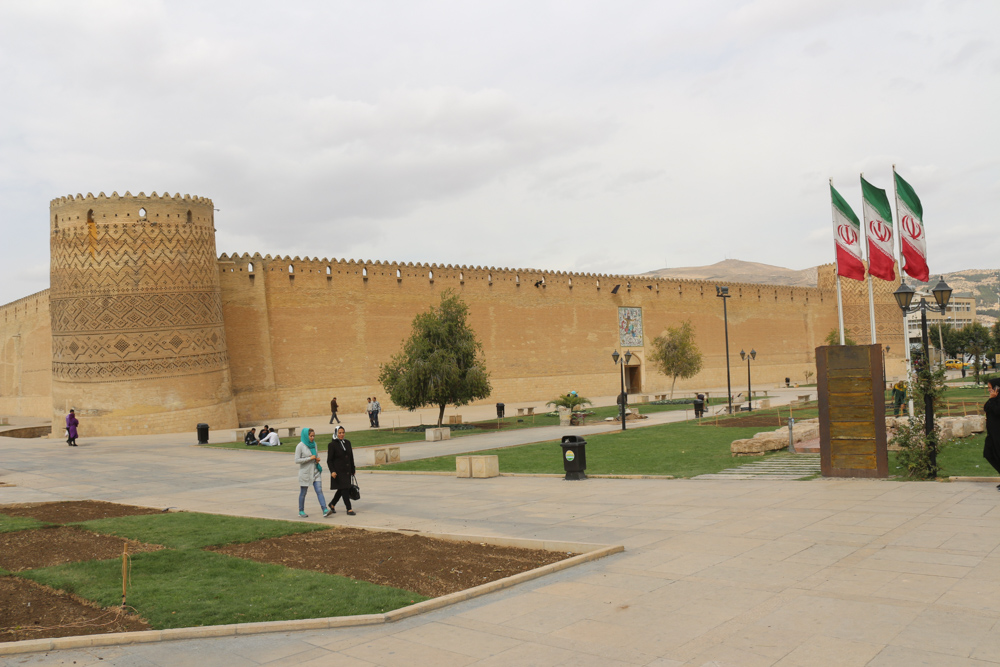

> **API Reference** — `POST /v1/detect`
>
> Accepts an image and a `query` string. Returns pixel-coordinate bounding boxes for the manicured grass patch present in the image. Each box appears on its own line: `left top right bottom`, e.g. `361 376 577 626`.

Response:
201 429 422 453
77 512 330 549
20 549 425 629
887 433 993 479
371 421 777 477
0 514 48 533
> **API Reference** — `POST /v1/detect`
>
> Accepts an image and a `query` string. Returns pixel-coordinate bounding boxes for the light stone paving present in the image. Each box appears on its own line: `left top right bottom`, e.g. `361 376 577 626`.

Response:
8 396 1000 665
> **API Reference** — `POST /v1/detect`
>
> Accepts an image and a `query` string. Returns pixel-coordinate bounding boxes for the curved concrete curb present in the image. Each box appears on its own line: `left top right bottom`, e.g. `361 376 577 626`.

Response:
0 538 623 657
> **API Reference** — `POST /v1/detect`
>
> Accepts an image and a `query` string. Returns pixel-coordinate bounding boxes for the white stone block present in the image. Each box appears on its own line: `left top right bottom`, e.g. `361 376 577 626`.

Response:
456 456 471 477
470 455 500 478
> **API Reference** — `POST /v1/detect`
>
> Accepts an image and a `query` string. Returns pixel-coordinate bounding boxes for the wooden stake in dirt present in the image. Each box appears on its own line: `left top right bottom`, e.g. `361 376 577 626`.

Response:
120 542 130 608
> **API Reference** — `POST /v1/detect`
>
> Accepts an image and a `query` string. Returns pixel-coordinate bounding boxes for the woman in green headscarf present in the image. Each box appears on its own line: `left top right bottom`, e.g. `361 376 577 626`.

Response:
294 427 333 518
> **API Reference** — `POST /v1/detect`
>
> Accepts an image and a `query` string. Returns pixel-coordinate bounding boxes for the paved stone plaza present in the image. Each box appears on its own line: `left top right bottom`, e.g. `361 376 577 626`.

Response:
3 398 1000 666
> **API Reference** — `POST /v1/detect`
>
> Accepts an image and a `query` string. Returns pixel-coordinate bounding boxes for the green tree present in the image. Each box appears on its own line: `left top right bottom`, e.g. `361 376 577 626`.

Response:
378 290 492 428
649 320 703 399
823 328 858 346
956 322 992 383
928 323 960 359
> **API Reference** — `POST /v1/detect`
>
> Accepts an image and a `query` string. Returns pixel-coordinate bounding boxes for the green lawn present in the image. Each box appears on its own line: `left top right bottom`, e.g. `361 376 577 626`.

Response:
10 510 426 630
198 398 738 453
21 549 424 629
0 515 48 533
368 420 782 478
77 512 329 549
886 432 993 479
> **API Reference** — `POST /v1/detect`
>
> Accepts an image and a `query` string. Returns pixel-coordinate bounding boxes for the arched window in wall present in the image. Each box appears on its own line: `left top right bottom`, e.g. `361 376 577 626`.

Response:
248 262 254 273
186 210 193 224
288 264 294 273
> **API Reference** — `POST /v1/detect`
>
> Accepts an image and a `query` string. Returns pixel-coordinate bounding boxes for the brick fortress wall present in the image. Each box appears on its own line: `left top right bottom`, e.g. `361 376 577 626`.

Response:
219 254 844 424
48 192 238 436
0 290 52 418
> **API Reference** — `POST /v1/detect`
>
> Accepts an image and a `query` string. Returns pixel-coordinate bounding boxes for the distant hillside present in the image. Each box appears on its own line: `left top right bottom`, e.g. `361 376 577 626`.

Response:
644 261 1000 323
910 269 1000 322
642 259 818 287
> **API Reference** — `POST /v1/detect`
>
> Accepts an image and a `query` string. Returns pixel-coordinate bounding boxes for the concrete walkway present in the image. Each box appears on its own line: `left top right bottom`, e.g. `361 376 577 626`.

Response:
17 387 1000 666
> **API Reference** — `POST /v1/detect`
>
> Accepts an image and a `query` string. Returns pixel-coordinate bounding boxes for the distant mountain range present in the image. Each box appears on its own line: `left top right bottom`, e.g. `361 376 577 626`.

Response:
643 261 1000 322
641 259 819 287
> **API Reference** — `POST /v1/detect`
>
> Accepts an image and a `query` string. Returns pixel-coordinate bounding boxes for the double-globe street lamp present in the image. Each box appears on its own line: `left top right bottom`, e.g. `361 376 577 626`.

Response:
716 286 733 415
892 276 953 471
739 349 756 411
612 349 633 431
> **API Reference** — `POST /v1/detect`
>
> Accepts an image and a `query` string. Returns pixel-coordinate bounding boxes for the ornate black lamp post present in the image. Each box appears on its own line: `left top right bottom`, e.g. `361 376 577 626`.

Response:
739 349 756 411
612 349 633 431
716 286 733 415
893 277 953 470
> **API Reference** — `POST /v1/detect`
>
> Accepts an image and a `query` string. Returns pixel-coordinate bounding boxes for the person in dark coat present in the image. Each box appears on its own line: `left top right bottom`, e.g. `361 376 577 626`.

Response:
983 378 1000 489
329 397 340 425
327 425 357 515
66 409 79 446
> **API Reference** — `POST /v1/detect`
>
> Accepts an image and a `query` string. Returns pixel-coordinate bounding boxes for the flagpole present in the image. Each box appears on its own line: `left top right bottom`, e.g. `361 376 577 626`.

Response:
836 275 846 345
893 164 915 418
861 172 877 344
830 179 846 345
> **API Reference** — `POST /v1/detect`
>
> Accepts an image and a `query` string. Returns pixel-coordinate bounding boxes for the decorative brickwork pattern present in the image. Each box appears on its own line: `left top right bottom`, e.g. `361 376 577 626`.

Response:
49 194 229 383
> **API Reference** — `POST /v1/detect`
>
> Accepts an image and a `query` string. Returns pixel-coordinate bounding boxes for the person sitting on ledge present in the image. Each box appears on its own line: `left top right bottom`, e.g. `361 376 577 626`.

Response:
259 427 281 447
244 427 259 446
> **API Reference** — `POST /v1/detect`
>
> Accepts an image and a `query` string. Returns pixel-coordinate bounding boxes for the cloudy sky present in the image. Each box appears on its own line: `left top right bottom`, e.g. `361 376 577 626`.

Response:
1 0 997 304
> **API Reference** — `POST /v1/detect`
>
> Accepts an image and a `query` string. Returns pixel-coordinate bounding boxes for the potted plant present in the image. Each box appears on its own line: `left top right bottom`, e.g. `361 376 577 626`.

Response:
548 393 592 426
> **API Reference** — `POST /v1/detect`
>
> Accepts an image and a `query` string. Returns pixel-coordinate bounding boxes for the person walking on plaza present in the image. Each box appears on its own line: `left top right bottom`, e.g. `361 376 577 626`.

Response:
329 397 340 424
366 397 374 427
295 427 333 518
983 379 1000 489
65 409 79 446
371 396 381 428
327 425 357 515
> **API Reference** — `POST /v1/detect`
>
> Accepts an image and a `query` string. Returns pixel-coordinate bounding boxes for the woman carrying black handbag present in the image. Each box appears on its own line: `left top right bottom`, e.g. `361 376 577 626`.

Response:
327 425 357 515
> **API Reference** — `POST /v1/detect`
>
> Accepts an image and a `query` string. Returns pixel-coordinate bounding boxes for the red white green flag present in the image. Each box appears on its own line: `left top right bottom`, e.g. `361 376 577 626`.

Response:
830 183 865 281
861 176 895 281
894 169 929 282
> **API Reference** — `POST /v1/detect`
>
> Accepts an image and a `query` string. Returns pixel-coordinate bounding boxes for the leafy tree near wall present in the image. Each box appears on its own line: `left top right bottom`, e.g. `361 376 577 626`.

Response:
928 323 961 359
823 328 858 346
648 320 703 399
378 290 492 428
956 322 992 383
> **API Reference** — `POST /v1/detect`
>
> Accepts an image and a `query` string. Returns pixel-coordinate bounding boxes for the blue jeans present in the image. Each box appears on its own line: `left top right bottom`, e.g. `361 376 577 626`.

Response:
299 481 328 512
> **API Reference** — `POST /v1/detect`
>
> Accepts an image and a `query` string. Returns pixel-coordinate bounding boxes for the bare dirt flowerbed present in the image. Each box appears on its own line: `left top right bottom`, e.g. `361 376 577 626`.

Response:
0 526 162 573
0 500 162 524
210 527 575 598
0 577 149 643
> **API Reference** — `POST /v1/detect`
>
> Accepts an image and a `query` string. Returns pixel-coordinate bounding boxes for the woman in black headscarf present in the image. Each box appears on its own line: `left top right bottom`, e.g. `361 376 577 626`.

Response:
983 378 1000 488
327 425 356 515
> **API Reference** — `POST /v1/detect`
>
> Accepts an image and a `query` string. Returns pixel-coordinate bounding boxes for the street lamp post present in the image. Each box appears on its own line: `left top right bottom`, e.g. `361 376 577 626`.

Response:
893 276 953 473
739 349 756 411
716 286 733 415
612 349 633 432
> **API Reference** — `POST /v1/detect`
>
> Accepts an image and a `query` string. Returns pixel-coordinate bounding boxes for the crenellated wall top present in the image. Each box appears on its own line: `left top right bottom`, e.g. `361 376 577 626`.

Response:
217 252 830 296
50 191 215 231
51 192 213 207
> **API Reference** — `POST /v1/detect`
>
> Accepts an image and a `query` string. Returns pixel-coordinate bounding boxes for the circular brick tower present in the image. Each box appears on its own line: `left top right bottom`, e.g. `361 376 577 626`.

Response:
49 191 238 436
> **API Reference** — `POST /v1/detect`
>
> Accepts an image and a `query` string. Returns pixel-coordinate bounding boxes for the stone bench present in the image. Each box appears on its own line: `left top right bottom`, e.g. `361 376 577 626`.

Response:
447 415 463 425
516 407 535 416
372 447 401 465
425 427 451 441
282 427 298 438
456 455 500 478
235 429 248 442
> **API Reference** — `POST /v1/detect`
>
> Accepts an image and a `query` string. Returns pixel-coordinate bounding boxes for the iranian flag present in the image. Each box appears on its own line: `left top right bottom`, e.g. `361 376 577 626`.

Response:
894 170 929 282
861 176 895 281
830 183 865 281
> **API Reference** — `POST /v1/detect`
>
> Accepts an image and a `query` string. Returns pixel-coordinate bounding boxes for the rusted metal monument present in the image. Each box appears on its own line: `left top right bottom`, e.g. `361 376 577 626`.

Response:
816 344 888 478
